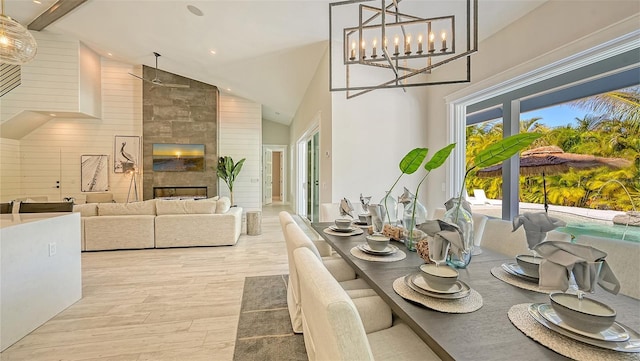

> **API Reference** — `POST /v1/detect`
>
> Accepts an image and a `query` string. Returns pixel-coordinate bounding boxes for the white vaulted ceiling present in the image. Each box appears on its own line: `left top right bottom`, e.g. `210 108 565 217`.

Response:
5 0 546 125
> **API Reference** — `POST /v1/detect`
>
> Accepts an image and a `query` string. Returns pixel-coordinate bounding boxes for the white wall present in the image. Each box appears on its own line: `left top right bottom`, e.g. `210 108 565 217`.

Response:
218 93 262 211
0 139 21 202
262 119 289 145
422 0 640 213
289 45 332 209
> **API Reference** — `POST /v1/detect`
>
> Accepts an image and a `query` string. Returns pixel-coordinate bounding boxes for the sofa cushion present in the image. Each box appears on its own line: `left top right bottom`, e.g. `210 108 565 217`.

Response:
98 201 156 216
156 199 216 215
216 197 231 214
74 203 98 217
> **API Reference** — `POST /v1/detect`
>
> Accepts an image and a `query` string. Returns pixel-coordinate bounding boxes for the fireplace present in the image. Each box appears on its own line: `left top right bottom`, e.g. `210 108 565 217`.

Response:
153 186 208 200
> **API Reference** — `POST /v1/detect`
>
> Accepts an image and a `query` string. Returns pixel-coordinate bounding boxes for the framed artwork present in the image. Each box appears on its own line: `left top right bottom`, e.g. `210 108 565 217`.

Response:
152 143 205 171
114 135 140 173
81 155 109 192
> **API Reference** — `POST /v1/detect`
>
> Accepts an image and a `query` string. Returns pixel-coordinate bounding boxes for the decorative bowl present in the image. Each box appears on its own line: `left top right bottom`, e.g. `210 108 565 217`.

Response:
549 292 616 333
366 235 390 251
419 264 459 291
334 218 352 230
516 254 543 277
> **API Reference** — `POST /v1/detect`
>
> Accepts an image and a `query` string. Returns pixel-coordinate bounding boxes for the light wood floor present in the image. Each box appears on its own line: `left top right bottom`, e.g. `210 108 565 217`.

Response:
1 203 305 361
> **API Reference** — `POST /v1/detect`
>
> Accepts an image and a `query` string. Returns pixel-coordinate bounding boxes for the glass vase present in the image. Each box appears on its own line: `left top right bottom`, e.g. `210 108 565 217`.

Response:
379 191 398 226
402 198 427 252
442 197 474 268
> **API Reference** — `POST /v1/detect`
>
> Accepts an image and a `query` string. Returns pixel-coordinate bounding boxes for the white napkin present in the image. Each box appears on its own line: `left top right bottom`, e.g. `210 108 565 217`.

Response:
513 212 566 249
340 198 354 218
418 220 465 262
533 241 620 294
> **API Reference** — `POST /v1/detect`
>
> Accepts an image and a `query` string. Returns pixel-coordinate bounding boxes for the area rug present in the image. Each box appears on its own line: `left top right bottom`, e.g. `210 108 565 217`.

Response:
233 274 307 361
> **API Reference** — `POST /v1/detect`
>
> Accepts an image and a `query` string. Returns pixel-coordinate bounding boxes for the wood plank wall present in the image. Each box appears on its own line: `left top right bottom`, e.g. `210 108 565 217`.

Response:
218 94 262 211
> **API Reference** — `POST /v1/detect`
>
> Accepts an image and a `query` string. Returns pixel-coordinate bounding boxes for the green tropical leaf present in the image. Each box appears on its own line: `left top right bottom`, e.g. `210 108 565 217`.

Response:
424 143 456 171
231 158 246 180
474 133 542 169
399 148 428 174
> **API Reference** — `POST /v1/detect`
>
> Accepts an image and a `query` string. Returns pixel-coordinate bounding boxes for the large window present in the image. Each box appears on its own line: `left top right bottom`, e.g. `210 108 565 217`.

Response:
449 34 639 241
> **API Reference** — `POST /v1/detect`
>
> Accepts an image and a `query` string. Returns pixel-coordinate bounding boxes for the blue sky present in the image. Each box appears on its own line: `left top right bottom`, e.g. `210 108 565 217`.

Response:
521 104 591 128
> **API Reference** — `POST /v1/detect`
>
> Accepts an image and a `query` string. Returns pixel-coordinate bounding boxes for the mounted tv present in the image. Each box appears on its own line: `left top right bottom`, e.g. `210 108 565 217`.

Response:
152 143 205 172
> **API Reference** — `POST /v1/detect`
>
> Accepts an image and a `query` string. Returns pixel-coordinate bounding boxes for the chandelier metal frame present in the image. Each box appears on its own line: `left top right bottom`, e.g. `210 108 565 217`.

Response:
329 0 478 98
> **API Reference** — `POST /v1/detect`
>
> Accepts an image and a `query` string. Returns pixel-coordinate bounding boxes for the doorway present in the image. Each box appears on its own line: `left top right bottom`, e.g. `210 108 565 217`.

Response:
297 129 320 223
263 145 287 205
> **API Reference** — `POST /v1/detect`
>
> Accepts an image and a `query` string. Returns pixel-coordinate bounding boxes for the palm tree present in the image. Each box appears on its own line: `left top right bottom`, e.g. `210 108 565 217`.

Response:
570 86 640 132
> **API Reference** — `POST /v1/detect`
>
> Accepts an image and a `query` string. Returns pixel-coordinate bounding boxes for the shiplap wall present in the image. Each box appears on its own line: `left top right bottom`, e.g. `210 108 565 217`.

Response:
3 55 142 202
218 94 262 211
1 32 80 121
0 139 21 202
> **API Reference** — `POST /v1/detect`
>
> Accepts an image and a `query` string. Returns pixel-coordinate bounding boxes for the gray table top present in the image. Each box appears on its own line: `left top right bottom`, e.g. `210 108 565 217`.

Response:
312 222 640 361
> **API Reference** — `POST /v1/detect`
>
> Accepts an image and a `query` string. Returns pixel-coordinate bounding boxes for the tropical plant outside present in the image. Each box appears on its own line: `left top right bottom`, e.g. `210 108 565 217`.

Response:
465 86 640 212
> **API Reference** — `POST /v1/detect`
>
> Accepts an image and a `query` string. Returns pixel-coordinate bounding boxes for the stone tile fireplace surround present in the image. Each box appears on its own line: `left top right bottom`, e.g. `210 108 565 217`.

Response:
141 66 219 200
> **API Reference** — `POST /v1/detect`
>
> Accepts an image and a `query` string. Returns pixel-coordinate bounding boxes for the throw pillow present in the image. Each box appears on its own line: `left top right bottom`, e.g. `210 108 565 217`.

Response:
98 200 156 216
73 203 98 217
156 199 216 215
216 196 231 214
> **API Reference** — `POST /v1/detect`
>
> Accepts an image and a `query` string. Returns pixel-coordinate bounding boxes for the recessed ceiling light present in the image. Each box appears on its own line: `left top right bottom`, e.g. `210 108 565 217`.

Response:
49 113 56 117
227 88 231 92
107 52 112 56
187 5 203 16
210 50 216 55
33 0 42 4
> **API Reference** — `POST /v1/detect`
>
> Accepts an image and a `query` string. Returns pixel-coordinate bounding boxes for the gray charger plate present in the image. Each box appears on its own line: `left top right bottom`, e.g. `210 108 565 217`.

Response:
502 263 539 283
356 243 398 256
538 303 629 342
528 303 640 353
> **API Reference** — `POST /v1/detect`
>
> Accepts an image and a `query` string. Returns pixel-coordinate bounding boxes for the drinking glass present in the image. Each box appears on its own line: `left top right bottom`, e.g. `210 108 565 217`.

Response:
428 235 450 267
368 204 385 234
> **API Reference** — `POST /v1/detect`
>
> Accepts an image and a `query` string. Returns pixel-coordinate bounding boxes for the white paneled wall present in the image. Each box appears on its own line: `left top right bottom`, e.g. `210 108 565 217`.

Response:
218 94 262 211
0 139 21 202
15 59 142 202
1 32 80 121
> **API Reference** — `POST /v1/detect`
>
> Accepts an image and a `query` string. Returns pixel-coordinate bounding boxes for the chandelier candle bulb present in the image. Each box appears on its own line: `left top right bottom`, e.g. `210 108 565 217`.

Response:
441 31 447 51
417 35 423 54
429 32 435 52
405 35 411 55
394 36 399 56
350 41 356 60
372 38 377 58
361 40 366 59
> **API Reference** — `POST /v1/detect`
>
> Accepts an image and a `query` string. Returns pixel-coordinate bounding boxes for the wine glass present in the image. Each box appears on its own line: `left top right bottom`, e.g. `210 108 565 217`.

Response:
572 260 603 300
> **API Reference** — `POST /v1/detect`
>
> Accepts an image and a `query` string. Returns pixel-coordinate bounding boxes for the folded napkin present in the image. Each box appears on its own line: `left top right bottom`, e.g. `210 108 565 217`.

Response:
513 212 566 249
418 220 465 262
340 198 354 218
533 241 620 294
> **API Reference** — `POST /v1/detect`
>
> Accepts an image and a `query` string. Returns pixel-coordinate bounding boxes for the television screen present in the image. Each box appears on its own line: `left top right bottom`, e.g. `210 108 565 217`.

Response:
152 143 205 172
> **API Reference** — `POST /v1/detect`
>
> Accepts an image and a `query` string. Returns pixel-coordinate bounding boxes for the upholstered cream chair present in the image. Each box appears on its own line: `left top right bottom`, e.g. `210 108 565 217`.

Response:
576 234 640 300
479 218 530 257
279 210 332 256
294 247 441 361
283 219 376 333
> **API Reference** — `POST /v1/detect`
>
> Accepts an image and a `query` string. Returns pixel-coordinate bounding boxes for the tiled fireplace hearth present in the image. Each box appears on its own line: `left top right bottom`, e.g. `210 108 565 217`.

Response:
153 186 208 199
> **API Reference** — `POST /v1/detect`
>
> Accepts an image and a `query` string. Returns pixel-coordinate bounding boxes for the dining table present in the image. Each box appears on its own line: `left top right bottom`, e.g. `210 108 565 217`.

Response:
311 222 640 361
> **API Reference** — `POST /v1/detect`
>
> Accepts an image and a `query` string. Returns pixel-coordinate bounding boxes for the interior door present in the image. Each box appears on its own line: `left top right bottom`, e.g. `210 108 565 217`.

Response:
263 148 273 205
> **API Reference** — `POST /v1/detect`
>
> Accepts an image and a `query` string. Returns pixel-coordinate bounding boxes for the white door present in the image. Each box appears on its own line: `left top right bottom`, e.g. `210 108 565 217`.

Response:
263 148 273 205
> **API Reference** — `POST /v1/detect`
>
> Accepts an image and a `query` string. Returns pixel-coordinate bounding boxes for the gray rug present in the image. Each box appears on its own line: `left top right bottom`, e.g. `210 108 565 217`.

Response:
233 275 307 361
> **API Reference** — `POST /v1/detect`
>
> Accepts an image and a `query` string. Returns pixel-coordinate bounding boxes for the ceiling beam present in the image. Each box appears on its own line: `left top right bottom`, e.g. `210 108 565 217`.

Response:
28 0 89 31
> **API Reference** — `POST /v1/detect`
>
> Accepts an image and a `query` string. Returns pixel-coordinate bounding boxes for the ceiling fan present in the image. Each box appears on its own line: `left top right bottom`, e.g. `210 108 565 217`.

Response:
128 52 189 88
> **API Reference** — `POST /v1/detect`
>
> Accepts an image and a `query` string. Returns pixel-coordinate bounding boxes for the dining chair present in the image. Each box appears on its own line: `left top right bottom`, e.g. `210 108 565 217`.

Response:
279 210 333 257
479 218 530 258
576 234 640 300
19 202 74 213
283 219 374 333
294 247 440 361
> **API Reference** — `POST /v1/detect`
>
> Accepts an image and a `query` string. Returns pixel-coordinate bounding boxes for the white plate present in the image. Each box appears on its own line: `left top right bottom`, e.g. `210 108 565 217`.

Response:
329 225 358 233
502 263 539 283
538 303 629 342
411 273 464 294
322 227 364 237
357 243 398 256
404 273 471 299
528 304 640 353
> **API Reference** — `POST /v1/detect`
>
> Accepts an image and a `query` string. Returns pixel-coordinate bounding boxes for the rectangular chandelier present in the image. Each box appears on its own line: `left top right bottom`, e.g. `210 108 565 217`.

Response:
329 0 478 98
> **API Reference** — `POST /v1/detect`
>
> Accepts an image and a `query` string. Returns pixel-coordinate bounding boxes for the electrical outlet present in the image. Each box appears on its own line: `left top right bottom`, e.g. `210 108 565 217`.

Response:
49 242 56 257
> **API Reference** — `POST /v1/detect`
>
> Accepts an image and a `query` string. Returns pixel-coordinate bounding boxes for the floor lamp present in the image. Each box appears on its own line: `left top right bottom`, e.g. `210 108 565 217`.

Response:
126 168 139 203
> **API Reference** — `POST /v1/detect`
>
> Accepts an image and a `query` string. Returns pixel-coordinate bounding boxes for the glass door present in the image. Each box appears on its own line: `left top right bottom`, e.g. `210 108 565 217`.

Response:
297 129 320 222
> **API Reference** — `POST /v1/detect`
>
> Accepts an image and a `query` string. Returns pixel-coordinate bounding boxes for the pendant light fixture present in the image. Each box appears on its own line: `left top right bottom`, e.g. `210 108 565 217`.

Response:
0 0 37 65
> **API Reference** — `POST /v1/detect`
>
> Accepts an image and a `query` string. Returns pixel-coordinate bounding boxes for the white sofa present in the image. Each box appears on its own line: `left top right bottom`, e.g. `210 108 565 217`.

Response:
74 197 242 251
